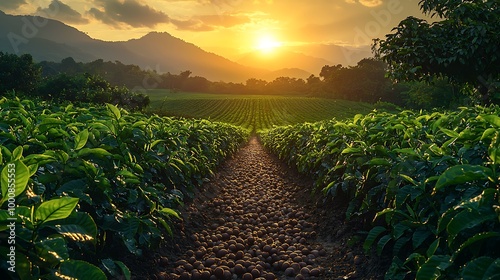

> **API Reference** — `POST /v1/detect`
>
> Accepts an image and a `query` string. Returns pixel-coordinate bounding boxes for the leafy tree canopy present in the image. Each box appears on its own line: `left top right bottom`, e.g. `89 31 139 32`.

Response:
373 0 500 103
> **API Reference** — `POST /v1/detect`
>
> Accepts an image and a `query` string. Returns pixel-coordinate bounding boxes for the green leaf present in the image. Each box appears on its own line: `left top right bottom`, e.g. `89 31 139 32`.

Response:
377 234 392 256
439 127 459 138
416 255 451 280
58 260 107 280
35 236 69 265
115 261 132 280
461 257 500 280
400 174 418 186
446 209 496 243
489 148 500 164
0 160 30 206
101 259 131 280
481 127 497 140
363 226 386 252
43 212 97 243
455 232 500 258
367 158 392 166
35 197 79 224
77 148 112 157
480 115 500 128
413 228 431 249
12 146 23 161
159 208 180 219
106 103 121 120
341 147 363 154
393 236 410 256
434 164 493 192
74 129 89 150
426 238 440 258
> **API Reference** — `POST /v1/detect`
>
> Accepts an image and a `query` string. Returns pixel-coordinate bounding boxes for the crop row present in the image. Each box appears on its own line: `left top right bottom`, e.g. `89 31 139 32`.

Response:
152 97 374 132
0 97 248 279
261 106 500 279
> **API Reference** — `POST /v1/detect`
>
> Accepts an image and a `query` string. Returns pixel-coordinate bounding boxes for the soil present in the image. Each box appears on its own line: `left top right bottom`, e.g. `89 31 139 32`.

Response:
127 137 389 280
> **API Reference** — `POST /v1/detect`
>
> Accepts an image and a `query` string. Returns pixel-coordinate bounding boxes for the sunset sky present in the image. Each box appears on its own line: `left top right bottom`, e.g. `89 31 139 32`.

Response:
1 0 430 58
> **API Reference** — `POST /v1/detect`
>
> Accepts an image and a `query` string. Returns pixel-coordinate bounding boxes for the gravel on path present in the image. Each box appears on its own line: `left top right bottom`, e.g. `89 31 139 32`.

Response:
153 137 386 280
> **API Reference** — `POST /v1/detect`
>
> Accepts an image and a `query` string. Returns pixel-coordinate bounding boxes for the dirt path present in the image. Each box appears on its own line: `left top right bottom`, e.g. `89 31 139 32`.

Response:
148 137 386 280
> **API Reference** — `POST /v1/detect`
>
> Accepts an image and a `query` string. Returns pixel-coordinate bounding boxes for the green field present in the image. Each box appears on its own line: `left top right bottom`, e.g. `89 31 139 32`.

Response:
146 90 376 132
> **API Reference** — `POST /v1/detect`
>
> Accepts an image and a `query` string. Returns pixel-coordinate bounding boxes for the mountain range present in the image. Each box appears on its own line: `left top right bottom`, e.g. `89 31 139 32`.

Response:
0 10 371 82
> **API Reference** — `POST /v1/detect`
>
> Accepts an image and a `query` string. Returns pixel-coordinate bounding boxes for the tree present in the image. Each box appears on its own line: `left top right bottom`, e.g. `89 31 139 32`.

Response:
373 0 500 103
0 52 41 95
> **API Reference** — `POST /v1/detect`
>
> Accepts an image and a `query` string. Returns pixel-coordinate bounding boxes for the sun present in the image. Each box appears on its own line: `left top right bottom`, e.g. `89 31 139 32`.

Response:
256 35 282 54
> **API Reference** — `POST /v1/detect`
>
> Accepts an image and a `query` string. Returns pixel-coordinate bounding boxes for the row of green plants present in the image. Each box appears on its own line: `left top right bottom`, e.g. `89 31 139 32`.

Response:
151 96 374 132
0 97 248 279
261 106 500 279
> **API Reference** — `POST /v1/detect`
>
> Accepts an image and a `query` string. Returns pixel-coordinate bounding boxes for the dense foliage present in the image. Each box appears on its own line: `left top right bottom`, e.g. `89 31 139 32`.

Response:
262 107 500 279
0 52 150 111
0 98 247 279
374 0 500 103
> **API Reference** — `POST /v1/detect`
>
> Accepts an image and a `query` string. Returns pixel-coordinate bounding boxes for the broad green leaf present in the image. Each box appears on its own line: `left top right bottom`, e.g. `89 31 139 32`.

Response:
439 127 459 138
115 261 132 280
426 238 440 258
43 212 97 243
101 259 131 280
455 232 500 258
0 160 30 206
480 115 500 128
106 103 121 120
393 236 410 256
461 257 500 280
341 147 363 154
150 139 164 149
489 148 500 164
157 217 173 236
58 260 107 280
12 146 23 161
416 255 451 280
367 158 392 166
35 197 79 224
377 234 392 256
159 208 180 219
434 164 493 192
481 127 497 140
74 129 89 150
77 148 112 157
400 174 418 186
447 209 496 243
363 226 386 252
413 228 431 249
35 236 69 265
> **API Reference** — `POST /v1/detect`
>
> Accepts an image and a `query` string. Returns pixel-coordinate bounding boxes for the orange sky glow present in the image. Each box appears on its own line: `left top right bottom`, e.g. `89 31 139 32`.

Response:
1 0 430 58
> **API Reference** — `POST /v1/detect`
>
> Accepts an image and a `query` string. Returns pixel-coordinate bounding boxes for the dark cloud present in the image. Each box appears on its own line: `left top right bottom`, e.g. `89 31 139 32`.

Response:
88 0 169 28
171 18 214 31
37 0 89 24
0 0 26 11
195 14 250 28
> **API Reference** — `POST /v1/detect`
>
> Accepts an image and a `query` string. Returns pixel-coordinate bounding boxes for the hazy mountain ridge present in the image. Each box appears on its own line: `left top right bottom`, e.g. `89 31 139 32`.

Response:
0 11 371 82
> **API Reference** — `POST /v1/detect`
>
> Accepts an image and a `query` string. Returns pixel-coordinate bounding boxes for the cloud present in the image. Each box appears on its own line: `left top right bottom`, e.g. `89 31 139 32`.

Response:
171 18 214 31
88 0 169 28
37 0 89 24
195 14 250 28
345 0 383 7
359 0 383 7
0 0 26 11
